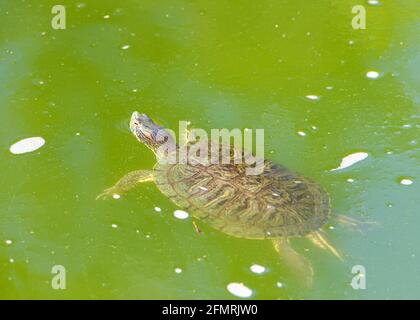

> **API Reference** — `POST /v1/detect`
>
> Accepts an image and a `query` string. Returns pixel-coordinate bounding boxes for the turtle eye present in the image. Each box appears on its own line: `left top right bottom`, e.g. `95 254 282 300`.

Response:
133 120 139 126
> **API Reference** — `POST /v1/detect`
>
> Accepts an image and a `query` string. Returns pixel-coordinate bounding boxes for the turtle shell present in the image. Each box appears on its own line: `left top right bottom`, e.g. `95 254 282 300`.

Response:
153 143 330 239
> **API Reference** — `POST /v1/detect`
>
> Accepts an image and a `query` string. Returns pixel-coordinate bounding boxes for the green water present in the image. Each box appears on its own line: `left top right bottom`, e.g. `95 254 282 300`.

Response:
1 0 419 299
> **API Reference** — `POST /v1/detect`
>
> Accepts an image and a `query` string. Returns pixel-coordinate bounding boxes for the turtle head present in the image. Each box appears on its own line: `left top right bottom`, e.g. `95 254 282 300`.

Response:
130 112 176 158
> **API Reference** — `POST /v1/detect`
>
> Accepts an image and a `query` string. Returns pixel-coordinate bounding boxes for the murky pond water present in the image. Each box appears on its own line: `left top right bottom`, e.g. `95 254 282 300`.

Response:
1 0 419 299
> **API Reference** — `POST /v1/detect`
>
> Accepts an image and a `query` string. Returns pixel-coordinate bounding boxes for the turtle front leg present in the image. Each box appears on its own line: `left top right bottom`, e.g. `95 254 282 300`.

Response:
192 219 203 235
96 170 155 200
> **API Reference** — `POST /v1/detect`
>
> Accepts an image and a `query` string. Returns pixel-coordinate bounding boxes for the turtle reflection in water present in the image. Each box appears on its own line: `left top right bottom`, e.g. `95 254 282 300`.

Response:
98 112 366 286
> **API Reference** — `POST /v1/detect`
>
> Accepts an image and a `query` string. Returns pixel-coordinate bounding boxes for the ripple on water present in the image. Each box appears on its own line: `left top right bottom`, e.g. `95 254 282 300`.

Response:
174 210 189 219
250 264 266 274
330 152 368 171
9 137 45 154
366 70 380 79
305 95 320 101
399 178 413 185
227 283 253 298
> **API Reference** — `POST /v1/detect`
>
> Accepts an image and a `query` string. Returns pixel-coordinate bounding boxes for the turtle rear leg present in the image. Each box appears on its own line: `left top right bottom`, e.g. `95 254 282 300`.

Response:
307 230 343 261
96 170 154 200
272 239 314 288
335 214 378 231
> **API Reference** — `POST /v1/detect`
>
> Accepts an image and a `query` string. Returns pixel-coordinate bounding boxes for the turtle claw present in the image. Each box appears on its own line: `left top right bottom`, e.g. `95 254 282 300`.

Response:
95 188 117 200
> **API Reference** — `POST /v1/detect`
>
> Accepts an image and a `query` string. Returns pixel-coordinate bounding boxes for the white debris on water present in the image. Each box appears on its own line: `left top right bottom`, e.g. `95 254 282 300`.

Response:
330 152 368 171
5 240 13 245
174 210 189 220
111 224 118 229
121 44 130 50
112 194 121 200
276 281 284 288
175 268 183 274
347 178 355 183
154 206 162 212
103 14 110 19
9 137 45 155
400 178 413 185
227 283 253 298
368 0 381 5
297 131 306 136
305 95 320 101
250 264 267 274
366 70 380 79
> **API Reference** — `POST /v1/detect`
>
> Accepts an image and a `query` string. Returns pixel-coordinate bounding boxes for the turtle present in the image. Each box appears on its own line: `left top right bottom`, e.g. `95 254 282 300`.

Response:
98 112 364 286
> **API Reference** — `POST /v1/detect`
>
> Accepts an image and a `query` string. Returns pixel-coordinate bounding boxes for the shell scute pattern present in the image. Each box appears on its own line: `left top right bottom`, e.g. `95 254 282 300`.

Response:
154 147 330 239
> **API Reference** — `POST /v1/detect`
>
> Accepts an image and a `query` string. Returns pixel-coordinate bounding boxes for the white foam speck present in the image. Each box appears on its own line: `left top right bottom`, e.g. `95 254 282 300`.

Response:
368 0 381 5
297 131 306 136
330 152 368 171
366 71 380 79
227 283 253 298
305 95 320 101
111 224 118 229
9 258 14 263
121 44 130 50
347 178 355 183
154 206 162 212
5 240 13 245
400 178 413 185
104 15 110 19
276 281 284 288
250 264 266 274
326 86 334 90
112 194 121 199
9 137 45 155
174 210 189 220
175 268 182 274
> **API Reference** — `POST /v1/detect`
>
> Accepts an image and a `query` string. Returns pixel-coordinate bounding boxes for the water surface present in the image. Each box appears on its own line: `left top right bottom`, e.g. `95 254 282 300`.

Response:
0 0 419 299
